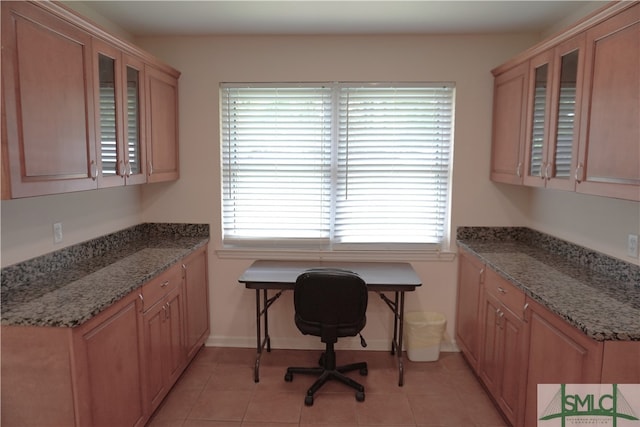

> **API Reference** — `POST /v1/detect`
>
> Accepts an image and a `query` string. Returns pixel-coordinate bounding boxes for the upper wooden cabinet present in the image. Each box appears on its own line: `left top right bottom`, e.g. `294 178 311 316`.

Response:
146 66 180 183
1 1 98 198
491 2 639 201
523 35 585 191
490 62 529 185
93 40 148 188
576 4 640 201
1 1 180 199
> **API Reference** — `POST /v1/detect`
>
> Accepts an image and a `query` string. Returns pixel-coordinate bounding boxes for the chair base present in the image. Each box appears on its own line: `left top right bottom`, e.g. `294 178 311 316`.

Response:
285 347 367 406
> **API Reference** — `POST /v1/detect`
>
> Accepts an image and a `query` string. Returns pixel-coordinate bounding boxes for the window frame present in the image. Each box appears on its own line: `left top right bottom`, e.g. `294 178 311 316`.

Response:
219 82 456 261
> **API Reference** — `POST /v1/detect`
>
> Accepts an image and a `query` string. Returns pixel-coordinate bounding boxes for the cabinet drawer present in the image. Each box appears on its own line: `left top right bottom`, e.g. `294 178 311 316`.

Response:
485 268 525 318
141 265 182 311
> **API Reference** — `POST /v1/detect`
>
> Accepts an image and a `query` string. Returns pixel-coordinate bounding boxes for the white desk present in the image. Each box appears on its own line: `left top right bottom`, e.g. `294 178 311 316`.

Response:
238 260 422 386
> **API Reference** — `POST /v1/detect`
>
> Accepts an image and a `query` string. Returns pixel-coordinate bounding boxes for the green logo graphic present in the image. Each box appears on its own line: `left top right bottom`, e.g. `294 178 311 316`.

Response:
540 384 639 426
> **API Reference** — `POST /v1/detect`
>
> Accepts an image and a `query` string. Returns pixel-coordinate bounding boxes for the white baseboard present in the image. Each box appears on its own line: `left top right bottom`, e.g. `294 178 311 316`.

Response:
206 335 460 353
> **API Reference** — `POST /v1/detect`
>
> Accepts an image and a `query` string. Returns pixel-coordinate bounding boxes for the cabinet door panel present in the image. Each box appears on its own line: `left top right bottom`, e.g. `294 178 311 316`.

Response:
166 287 185 384
577 4 640 200
545 35 585 191
94 40 125 188
146 66 179 182
498 307 526 426
523 51 553 187
524 298 603 427
183 248 210 360
479 292 501 394
80 295 145 427
490 62 529 184
144 301 168 410
455 250 484 371
2 2 97 197
123 54 147 185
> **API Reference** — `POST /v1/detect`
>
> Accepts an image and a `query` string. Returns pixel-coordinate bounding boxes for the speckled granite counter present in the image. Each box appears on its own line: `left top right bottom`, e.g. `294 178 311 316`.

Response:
457 227 640 341
1 223 209 328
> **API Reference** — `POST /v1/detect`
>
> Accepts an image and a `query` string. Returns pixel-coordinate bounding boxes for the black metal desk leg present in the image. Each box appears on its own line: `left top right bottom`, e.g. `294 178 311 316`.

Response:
253 288 284 383
396 291 406 386
254 289 263 382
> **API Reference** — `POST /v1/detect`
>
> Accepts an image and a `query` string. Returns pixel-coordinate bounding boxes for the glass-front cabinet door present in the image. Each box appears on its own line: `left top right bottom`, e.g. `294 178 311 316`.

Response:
524 51 553 187
524 52 553 186
94 40 146 187
122 54 146 185
546 35 584 191
523 35 584 190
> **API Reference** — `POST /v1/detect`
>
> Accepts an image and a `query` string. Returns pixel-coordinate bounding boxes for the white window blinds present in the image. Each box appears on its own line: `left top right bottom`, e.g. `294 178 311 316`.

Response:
221 83 455 249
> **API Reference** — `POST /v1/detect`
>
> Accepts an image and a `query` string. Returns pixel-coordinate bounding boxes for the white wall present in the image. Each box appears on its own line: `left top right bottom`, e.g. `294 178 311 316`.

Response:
136 33 537 350
1 187 142 267
528 189 640 265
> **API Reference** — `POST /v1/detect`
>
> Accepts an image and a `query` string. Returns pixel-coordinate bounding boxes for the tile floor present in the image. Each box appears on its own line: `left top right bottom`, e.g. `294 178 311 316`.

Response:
147 346 509 427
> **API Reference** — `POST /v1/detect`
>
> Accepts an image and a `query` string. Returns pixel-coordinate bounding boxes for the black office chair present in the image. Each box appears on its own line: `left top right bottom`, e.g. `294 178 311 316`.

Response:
284 268 368 406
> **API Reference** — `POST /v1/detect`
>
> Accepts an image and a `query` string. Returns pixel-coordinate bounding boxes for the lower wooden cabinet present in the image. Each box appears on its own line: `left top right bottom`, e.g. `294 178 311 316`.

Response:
142 264 186 413
182 247 210 360
1 290 146 427
478 268 527 427
455 249 485 372
1 247 210 427
455 249 639 427
523 297 603 427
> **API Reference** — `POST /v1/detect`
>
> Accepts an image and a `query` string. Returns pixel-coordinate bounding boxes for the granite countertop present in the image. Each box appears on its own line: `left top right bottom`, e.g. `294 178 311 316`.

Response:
1 223 209 328
457 227 640 341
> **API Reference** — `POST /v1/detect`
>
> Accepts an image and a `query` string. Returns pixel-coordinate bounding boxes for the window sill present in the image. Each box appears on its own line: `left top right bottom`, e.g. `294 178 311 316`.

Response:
215 247 457 262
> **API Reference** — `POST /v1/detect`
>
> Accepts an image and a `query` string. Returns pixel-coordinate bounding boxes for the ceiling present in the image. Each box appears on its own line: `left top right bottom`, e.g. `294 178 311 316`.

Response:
81 1 604 37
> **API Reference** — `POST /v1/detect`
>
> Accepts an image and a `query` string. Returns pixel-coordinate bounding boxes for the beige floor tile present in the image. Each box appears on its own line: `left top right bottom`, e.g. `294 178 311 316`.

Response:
243 391 303 424
148 347 509 427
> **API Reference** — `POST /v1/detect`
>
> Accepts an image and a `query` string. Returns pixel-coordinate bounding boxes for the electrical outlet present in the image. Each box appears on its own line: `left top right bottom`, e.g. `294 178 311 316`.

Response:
628 234 639 258
53 222 63 244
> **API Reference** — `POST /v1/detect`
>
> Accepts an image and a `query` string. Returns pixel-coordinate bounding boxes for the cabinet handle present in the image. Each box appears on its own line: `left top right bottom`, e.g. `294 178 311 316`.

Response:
148 161 153 176
138 293 144 312
545 163 552 180
126 162 132 177
539 162 546 179
516 162 522 178
90 160 98 180
497 286 507 294
119 160 126 177
162 303 167 320
479 268 485 284
160 280 169 288
575 162 583 183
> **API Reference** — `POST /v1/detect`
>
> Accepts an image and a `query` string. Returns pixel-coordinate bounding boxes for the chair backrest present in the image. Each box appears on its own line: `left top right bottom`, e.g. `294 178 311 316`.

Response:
294 268 368 344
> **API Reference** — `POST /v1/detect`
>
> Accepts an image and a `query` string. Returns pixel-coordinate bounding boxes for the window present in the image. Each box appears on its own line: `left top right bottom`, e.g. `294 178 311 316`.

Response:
221 82 455 252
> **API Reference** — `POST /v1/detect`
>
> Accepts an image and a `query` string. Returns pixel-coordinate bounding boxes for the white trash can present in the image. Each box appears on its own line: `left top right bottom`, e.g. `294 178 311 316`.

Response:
404 311 446 362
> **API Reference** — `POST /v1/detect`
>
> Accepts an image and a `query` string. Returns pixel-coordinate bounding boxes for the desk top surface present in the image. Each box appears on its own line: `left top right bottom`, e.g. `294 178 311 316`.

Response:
239 260 422 289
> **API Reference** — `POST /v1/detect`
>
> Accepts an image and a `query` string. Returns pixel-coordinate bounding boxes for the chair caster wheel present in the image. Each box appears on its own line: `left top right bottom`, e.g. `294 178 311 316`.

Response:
356 391 365 402
305 395 314 406
284 372 293 382
359 367 368 376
